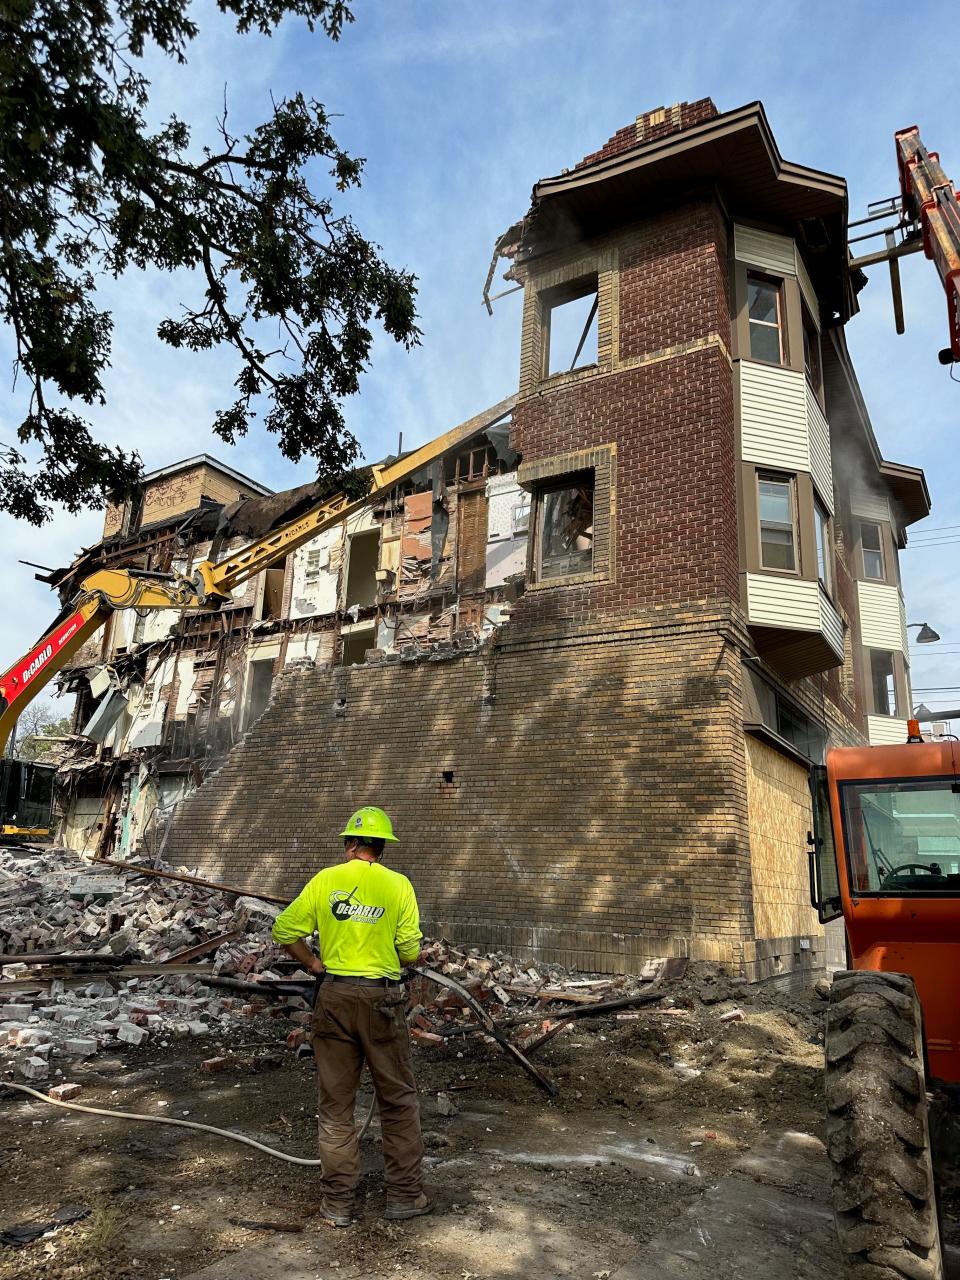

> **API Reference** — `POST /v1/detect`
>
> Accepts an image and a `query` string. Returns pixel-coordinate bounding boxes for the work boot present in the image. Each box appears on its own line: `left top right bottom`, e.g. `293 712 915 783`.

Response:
319 1198 355 1228
384 1189 436 1221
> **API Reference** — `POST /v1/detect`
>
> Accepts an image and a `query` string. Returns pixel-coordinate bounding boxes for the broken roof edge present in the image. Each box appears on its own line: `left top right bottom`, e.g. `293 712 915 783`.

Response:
142 453 273 497
532 101 847 204
491 99 856 325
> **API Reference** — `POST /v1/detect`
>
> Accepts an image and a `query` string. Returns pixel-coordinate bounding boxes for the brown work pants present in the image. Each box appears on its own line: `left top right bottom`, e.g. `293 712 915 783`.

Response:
311 979 424 1207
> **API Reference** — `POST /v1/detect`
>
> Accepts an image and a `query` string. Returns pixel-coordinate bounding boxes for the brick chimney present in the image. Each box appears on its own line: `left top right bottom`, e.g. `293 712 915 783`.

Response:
575 98 719 170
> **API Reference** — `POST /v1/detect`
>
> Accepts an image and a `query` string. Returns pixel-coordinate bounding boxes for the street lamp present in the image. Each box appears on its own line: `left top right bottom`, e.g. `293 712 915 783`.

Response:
908 622 941 644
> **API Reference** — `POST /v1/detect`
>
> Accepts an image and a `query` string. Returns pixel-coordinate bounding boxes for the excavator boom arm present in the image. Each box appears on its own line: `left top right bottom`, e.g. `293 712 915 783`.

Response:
896 126 960 361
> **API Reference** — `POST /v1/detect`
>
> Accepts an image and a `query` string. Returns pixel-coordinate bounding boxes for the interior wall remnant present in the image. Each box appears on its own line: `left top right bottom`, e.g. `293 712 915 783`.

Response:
61 795 108 853
284 632 334 667
174 656 196 717
485 472 529 588
288 527 341 619
400 490 457 597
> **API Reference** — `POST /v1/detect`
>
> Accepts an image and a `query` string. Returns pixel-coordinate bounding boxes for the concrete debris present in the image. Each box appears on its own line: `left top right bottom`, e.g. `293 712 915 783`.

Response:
435 1090 459 1117
0 847 284 973
19 1056 49 1080
2 848 771 1087
0 847 295 1071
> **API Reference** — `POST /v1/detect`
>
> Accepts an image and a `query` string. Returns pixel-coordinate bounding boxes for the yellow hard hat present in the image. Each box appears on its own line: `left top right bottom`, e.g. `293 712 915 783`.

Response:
340 806 399 842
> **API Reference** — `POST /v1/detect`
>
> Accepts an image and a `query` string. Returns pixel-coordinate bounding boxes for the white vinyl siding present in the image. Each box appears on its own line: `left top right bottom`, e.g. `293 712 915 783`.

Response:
867 715 910 746
821 592 844 657
850 488 891 523
746 574 844 660
806 385 834 513
858 580 906 651
734 224 819 319
740 363 809 471
734 225 795 277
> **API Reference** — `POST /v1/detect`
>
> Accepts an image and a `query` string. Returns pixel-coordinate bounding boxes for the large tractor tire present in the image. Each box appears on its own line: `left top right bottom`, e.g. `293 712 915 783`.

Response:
825 969 943 1280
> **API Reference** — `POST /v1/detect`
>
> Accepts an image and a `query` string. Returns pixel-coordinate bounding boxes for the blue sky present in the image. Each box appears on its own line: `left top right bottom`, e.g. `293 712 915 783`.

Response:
2 0 959 713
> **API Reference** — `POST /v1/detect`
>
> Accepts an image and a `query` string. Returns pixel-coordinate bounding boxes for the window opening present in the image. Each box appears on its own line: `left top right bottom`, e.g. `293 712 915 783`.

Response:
245 659 274 728
747 273 785 365
542 277 599 377
535 473 595 581
341 627 375 666
814 501 832 594
744 665 826 763
258 563 286 621
758 472 797 571
861 522 885 581
870 651 898 717
512 495 531 537
344 530 380 609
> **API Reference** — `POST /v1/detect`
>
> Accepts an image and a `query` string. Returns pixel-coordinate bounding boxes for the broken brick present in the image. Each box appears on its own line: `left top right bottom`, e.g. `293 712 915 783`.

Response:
410 1028 443 1046
49 1082 82 1101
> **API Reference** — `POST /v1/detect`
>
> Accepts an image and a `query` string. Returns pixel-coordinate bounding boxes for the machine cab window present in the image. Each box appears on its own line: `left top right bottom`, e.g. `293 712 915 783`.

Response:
839 776 960 894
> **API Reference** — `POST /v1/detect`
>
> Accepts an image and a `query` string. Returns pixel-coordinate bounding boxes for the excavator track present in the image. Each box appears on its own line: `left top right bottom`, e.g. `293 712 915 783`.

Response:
825 969 943 1280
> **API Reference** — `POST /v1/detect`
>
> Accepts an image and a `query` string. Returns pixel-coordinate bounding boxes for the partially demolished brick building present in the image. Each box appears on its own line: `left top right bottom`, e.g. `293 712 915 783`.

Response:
57 99 930 979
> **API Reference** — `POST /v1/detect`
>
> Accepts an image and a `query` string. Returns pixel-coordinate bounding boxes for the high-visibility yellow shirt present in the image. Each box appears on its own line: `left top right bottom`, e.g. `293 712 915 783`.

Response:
271 859 421 980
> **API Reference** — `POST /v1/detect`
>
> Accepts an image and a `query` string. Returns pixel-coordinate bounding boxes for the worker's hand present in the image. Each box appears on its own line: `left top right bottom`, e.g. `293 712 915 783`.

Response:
307 956 325 977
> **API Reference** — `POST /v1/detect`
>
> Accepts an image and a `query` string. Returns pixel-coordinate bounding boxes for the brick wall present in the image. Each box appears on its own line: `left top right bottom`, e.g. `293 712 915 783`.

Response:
141 464 257 527
512 199 737 629
164 604 754 971
575 99 719 169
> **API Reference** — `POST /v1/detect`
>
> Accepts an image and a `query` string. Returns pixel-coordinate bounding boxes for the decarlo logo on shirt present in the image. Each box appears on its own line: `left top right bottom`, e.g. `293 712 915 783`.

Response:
329 887 385 923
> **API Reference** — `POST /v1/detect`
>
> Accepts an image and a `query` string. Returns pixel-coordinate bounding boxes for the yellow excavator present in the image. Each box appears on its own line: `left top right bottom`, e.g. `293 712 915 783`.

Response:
0 397 516 768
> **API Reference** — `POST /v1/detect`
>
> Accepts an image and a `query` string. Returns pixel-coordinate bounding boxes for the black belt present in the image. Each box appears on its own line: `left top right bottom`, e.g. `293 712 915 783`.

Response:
327 974 402 987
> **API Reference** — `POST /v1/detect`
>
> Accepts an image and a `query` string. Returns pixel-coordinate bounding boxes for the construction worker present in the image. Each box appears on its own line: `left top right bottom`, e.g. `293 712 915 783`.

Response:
271 805 433 1227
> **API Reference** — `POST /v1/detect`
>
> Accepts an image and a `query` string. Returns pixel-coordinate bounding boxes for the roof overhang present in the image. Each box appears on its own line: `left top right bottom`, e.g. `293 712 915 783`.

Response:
516 101 855 322
143 453 273 497
881 460 931 528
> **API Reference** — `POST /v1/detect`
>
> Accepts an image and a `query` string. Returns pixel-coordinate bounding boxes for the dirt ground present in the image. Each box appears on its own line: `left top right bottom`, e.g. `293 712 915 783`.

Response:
2 971 959 1280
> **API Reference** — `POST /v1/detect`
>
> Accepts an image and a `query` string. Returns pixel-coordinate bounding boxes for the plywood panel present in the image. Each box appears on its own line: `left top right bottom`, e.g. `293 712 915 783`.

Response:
745 735 822 940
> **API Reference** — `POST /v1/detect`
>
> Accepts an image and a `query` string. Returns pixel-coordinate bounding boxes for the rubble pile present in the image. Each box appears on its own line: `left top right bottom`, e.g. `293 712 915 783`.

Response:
0 847 297 1081
406 938 671 1046
1 846 682 1088
0 971 286 1082
0 847 284 971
